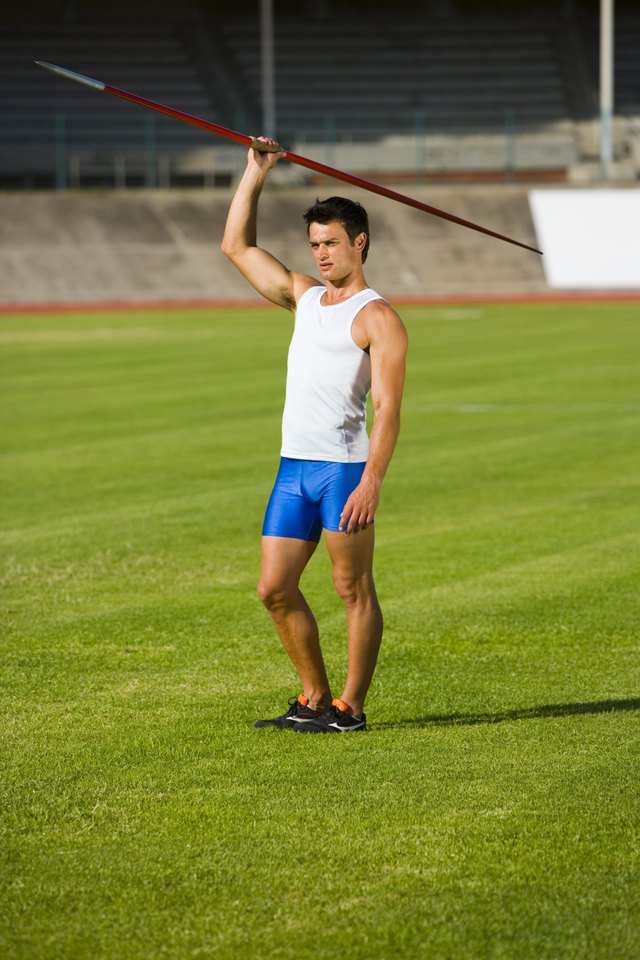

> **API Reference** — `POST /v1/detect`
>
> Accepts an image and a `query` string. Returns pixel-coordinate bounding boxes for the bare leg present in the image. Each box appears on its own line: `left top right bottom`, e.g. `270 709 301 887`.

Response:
258 536 332 709
324 526 383 718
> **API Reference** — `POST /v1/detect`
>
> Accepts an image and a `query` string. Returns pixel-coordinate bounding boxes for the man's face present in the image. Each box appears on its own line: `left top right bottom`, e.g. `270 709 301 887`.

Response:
308 221 366 283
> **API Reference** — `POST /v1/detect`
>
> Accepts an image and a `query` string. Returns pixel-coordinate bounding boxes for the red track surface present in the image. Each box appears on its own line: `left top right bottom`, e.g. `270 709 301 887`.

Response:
2 291 640 315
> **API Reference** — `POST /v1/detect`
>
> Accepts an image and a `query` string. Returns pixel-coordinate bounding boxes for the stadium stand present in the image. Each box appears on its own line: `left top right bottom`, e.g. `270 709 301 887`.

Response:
220 14 571 134
574 11 640 167
579 11 640 115
1 1 638 187
3 1 638 302
1 11 240 187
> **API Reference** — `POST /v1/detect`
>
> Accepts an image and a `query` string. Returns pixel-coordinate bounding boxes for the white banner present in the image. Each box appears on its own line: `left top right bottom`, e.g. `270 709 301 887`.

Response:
529 189 640 289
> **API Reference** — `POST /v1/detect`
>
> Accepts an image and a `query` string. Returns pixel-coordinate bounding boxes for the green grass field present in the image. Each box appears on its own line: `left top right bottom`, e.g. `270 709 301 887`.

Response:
2 300 639 960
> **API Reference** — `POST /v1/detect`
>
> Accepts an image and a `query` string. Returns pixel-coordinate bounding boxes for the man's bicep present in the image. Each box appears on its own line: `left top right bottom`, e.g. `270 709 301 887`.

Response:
229 246 296 309
370 310 408 410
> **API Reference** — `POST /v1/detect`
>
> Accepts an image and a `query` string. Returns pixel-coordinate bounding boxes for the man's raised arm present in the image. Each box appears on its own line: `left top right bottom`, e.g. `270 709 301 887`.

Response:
221 139 299 310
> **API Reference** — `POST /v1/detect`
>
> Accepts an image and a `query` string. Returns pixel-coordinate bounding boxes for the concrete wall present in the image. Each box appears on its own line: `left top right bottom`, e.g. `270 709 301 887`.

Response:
0 183 548 305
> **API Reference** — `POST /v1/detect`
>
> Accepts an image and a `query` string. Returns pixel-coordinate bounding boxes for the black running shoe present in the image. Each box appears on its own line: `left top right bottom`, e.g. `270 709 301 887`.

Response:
293 698 366 734
254 694 325 730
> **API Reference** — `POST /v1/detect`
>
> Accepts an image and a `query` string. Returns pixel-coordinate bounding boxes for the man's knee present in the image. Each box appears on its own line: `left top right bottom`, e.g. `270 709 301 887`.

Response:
257 576 295 611
332 569 375 608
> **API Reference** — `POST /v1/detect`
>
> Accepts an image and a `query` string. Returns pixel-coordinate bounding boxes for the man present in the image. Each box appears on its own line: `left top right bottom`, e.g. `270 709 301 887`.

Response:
221 137 408 733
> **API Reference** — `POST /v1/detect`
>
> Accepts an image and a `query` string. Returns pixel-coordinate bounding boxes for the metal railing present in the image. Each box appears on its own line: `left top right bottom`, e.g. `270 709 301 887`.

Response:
0 109 581 189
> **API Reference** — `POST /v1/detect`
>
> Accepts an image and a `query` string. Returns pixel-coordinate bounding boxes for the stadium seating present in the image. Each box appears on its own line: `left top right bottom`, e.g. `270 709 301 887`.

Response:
1 15 236 186
220 15 570 136
1 2 638 187
578 12 640 116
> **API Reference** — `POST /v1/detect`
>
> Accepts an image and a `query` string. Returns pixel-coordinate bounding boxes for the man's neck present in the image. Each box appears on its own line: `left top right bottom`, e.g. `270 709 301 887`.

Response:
321 273 368 306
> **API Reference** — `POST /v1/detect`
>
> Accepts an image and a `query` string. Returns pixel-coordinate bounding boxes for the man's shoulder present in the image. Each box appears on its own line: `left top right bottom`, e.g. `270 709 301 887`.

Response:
360 296 406 332
292 274 323 307
352 295 407 354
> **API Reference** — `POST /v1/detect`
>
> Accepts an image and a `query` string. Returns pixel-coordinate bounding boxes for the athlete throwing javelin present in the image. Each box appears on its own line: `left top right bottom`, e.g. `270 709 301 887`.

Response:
222 138 408 733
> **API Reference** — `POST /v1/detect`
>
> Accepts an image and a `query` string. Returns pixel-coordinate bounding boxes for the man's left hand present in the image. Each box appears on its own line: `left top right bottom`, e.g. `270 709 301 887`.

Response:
339 479 380 535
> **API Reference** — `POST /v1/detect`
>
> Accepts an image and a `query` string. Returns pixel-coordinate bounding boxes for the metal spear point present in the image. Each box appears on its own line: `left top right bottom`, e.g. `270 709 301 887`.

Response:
35 61 542 255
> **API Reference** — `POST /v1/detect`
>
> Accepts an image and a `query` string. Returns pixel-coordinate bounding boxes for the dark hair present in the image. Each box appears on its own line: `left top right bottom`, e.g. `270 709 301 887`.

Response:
303 197 370 263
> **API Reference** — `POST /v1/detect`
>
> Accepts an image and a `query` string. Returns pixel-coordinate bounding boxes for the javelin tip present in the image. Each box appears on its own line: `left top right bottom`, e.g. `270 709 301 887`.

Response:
34 61 105 91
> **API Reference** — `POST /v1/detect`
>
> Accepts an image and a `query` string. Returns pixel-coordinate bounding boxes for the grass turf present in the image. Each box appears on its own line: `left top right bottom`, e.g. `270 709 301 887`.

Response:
1 301 639 959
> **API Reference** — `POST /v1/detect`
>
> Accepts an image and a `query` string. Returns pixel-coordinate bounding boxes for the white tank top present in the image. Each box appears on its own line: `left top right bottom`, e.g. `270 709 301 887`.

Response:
281 285 384 462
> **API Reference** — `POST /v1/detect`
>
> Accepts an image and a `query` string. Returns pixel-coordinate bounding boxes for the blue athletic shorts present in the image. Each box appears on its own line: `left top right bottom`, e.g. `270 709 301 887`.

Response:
262 457 368 542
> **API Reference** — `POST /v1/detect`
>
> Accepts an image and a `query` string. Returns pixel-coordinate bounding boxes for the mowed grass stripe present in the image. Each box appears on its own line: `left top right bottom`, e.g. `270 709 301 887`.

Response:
1 302 639 960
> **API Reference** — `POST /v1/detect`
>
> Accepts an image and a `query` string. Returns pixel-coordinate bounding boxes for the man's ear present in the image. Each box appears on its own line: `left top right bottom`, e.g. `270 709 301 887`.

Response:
356 232 367 253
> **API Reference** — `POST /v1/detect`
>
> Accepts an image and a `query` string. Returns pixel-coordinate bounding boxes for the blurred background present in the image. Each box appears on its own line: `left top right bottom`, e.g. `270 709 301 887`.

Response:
1 0 639 302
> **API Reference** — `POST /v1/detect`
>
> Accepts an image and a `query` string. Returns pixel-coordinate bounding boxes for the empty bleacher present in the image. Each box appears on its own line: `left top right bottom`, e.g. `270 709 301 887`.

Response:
1 2 639 187
220 14 573 139
0 16 237 187
578 12 640 116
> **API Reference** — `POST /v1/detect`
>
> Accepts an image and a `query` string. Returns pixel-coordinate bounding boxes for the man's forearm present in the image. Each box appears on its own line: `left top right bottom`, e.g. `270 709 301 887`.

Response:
362 407 401 489
338 407 401 533
221 163 268 256
220 143 294 309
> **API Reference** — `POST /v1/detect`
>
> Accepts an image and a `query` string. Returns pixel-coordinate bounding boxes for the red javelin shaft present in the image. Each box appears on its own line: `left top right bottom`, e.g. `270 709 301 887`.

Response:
35 61 542 255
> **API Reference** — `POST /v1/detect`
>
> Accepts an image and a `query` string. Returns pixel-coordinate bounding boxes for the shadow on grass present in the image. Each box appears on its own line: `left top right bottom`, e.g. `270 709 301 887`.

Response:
376 697 640 730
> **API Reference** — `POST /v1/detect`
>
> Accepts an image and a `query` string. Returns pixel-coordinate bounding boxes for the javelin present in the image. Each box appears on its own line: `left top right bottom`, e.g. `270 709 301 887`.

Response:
35 61 542 255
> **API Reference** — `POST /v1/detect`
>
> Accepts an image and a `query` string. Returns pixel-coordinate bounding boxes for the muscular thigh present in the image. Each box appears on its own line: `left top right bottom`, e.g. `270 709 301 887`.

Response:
260 536 318 593
324 525 375 580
